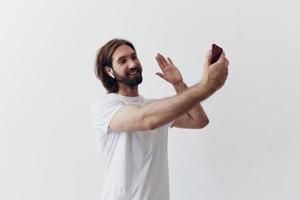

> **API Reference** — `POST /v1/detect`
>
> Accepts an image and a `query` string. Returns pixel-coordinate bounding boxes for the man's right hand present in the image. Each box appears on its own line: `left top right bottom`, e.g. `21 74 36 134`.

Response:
198 49 229 96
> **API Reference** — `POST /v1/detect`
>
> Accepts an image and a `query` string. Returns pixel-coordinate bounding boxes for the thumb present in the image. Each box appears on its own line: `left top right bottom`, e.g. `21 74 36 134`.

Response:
203 50 212 74
204 49 213 67
155 72 167 81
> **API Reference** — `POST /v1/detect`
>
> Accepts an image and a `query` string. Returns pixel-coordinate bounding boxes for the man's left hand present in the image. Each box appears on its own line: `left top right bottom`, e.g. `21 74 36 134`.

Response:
155 53 183 86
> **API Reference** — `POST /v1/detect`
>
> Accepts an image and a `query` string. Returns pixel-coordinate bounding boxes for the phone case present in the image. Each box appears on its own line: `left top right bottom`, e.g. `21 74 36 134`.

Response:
211 43 223 64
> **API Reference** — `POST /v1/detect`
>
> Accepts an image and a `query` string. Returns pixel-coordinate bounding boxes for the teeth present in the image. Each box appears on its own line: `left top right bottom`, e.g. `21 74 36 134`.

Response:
129 70 138 74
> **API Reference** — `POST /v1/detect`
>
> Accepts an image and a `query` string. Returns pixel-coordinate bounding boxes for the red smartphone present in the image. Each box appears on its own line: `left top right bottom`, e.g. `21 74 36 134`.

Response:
211 43 223 64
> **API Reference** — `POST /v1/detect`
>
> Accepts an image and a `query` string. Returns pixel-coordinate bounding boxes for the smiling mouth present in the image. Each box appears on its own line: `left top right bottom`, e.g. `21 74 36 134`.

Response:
128 70 140 76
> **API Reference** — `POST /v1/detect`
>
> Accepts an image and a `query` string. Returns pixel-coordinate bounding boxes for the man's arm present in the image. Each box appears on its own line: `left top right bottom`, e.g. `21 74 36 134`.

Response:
109 81 212 132
170 81 209 129
154 53 209 129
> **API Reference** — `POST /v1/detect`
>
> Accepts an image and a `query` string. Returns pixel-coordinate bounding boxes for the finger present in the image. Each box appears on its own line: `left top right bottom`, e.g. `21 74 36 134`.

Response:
156 54 165 68
161 55 169 66
156 54 164 68
167 57 174 65
225 58 229 66
216 52 226 64
158 53 169 67
155 72 167 81
156 55 167 72
225 58 229 67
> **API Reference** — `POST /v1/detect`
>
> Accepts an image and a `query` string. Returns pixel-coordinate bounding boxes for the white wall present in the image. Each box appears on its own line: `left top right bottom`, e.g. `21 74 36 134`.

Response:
1 0 299 199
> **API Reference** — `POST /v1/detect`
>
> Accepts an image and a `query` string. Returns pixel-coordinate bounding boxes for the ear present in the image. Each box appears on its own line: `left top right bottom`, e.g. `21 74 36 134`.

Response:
104 66 115 78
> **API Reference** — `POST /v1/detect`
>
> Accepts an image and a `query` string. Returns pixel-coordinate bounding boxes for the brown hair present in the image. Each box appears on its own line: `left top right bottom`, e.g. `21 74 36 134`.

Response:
95 38 136 93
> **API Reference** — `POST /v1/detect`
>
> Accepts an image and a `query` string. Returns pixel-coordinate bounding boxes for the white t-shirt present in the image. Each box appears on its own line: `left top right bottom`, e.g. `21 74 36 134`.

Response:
90 93 175 200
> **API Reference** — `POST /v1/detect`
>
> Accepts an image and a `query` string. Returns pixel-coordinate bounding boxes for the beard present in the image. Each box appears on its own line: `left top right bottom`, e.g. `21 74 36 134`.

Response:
113 66 143 88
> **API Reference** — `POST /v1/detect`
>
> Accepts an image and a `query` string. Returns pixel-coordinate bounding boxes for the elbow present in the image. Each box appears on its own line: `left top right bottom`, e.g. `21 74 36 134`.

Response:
144 117 157 130
198 117 209 129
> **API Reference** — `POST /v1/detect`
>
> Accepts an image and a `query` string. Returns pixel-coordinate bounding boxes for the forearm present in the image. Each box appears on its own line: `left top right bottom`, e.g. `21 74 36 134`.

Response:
173 82 209 123
142 82 211 129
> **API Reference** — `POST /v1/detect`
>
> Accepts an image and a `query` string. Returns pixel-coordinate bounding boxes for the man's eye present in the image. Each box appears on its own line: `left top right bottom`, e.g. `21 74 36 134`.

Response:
119 59 126 64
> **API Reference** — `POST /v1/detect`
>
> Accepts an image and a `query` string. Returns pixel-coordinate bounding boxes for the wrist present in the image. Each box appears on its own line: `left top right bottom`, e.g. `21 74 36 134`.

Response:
196 80 215 97
173 81 187 93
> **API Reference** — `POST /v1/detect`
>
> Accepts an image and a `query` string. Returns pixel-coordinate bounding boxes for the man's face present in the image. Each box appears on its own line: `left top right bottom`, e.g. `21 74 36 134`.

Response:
111 45 143 88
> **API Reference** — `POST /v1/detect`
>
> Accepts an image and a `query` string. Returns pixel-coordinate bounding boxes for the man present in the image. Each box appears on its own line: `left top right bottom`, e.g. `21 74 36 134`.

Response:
90 38 229 200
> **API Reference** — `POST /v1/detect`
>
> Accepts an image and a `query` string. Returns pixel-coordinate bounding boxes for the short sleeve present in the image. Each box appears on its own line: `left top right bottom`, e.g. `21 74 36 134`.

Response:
166 119 176 129
90 96 123 140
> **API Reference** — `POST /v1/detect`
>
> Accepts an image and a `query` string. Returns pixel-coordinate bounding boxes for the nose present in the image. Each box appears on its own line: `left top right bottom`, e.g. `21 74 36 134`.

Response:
128 59 139 68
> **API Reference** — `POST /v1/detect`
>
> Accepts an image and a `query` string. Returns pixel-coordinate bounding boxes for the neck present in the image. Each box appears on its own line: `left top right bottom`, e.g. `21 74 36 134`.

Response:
117 84 139 97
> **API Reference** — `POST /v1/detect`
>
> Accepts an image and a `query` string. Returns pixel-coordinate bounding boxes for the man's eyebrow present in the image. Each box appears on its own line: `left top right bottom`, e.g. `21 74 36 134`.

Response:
117 52 137 61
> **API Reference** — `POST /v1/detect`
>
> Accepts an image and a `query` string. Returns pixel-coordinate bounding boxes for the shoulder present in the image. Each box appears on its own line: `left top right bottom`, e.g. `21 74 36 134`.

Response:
90 93 122 113
91 93 121 104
